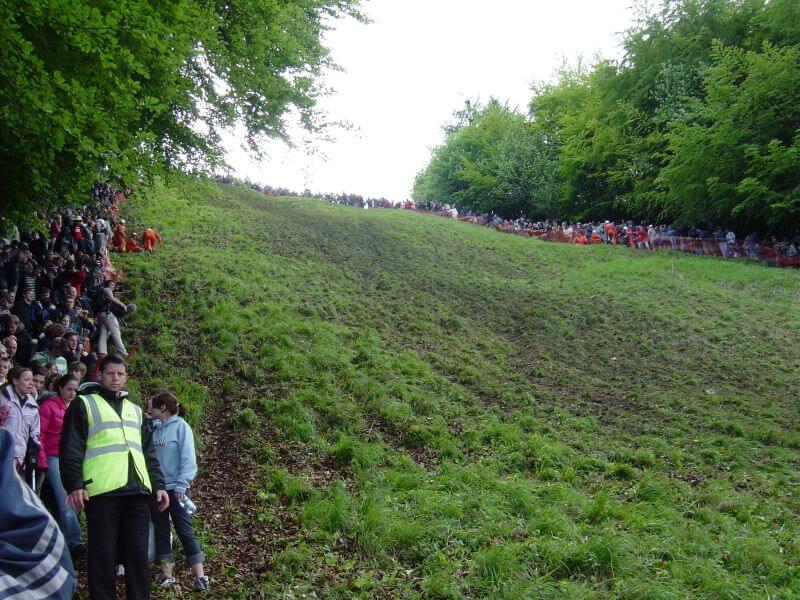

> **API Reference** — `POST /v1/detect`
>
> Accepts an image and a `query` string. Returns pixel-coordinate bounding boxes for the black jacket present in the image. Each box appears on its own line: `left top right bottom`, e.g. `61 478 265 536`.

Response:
60 383 165 496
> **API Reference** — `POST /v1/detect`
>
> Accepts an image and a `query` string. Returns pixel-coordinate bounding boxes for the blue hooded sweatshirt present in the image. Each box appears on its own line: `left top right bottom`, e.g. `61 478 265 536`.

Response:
0 429 76 599
151 415 197 494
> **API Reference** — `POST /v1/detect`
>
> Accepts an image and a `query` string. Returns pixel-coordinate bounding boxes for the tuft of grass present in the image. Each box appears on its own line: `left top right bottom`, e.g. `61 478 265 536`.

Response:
301 481 351 534
226 407 258 430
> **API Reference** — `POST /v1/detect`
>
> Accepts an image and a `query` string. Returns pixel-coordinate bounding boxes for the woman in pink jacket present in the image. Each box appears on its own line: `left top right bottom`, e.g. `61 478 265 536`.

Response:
39 373 84 555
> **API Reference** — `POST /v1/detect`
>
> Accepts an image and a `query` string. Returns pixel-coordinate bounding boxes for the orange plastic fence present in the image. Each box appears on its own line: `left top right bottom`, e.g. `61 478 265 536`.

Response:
424 210 799 268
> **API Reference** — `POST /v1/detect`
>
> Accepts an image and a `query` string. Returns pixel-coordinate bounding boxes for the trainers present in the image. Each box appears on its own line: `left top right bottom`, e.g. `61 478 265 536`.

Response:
159 576 177 588
192 576 210 592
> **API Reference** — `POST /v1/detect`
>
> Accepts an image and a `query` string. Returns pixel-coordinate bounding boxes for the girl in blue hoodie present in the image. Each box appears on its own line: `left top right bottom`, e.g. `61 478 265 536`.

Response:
147 391 209 591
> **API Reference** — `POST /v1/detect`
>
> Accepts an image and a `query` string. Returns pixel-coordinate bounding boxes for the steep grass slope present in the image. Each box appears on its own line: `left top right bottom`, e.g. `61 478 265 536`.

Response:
118 180 800 598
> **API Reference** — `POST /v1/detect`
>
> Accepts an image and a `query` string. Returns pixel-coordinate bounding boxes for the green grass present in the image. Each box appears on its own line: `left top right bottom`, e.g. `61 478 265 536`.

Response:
119 178 800 597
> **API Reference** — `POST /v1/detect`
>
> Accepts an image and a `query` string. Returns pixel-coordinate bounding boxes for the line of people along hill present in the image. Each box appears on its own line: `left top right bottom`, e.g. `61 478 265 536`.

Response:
215 176 800 268
0 181 207 597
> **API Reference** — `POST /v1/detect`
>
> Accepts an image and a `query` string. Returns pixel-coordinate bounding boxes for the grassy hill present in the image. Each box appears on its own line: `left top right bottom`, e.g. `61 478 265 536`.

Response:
117 179 800 598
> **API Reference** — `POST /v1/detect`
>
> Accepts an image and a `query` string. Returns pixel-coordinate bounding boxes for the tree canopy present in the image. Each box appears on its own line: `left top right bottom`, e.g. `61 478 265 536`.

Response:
0 0 362 217
413 0 800 235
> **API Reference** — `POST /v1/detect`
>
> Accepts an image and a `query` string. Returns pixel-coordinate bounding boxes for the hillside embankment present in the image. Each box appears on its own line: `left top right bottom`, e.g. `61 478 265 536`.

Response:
113 179 800 598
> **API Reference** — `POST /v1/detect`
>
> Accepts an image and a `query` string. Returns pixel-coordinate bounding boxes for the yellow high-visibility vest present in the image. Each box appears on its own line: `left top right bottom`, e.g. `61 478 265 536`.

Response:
81 393 152 496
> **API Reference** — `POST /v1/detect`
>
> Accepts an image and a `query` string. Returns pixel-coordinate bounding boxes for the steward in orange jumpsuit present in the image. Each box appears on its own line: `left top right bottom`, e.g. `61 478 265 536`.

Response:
573 234 588 245
126 234 143 252
140 228 162 253
112 222 126 252
604 221 617 244
590 232 603 244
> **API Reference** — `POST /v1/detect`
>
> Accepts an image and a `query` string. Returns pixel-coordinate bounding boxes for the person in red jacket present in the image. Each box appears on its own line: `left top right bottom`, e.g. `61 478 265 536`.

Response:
39 373 84 555
125 234 143 253
111 220 126 253
140 228 162 254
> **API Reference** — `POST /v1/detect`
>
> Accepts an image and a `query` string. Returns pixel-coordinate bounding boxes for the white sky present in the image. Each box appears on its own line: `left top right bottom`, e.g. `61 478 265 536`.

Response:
223 0 637 201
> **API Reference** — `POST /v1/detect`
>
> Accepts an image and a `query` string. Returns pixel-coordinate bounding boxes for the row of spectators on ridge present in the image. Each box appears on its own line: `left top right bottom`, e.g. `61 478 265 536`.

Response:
212 176 799 262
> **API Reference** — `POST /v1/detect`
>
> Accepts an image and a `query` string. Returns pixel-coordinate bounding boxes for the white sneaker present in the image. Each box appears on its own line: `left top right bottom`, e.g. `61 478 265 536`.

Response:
159 576 177 588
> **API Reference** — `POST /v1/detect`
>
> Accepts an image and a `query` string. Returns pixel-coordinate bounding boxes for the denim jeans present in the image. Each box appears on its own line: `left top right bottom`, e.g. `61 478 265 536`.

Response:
45 456 83 550
149 490 205 566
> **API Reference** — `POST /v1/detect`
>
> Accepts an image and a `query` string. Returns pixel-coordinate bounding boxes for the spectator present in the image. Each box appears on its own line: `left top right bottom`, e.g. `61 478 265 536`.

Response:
12 285 35 330
4 335 19 365
94 279 131 359
0 428 76 599
147 391 210 591
30 286 55 329
68 360 87 385
0 366 39 480
0 356 11 384
39 373 85 558
31 363 48 401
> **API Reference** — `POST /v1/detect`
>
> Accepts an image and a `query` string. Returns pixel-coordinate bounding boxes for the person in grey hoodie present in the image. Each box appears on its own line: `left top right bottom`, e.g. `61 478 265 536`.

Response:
147 390 209 592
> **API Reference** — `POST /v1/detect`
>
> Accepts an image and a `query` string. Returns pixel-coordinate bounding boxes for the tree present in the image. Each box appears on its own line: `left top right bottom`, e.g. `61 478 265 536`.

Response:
412 99 558 219
659 41 800 232
0 0 362 217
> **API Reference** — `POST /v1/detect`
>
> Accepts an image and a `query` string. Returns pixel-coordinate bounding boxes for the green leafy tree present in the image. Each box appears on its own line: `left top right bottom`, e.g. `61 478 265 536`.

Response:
415 0 800 233
0 0 362 217
659 41 800 232
413 100 559 219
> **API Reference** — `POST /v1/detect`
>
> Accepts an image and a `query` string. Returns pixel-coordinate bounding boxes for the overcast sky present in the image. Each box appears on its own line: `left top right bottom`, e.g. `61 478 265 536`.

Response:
224 0 637 200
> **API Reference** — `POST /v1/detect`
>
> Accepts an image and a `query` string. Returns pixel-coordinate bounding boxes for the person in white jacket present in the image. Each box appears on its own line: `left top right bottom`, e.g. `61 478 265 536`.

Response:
0 366 39 484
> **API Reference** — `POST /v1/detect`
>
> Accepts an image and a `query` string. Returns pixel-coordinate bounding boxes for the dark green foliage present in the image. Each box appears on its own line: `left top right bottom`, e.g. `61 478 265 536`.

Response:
412 100 559 219
414 0 800 234
0 0 362 217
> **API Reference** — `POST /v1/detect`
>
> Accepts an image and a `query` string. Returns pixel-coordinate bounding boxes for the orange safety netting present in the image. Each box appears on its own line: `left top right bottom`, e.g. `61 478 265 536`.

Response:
422 210 799 268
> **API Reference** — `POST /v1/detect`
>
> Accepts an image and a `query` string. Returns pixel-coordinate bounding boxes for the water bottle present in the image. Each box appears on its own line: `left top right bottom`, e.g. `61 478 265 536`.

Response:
179 496 197 517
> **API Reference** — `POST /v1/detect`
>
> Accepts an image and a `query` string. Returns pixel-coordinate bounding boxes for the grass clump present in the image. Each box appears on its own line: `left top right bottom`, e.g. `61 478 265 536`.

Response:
226 407 258 430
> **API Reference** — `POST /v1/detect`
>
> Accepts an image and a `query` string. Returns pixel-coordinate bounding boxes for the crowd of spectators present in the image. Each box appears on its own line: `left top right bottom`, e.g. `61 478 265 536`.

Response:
214 176 799 266
0 179 143 476
412 202 800 268
0 181 140 385
0 181 203 597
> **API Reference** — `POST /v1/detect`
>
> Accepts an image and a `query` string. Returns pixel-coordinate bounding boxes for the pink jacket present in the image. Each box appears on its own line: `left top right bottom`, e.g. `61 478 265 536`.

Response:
38 396 69 468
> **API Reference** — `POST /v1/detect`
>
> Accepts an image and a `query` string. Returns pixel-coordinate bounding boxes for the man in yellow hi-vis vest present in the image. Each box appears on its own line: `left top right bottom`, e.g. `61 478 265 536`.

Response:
60 354 169 599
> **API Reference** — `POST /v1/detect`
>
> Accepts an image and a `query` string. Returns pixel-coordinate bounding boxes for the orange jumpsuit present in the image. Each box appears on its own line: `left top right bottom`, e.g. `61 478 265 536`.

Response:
112 224 126 252
604 222 617 244
573 235 588 245
126 236 143 252
140 228 162 253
